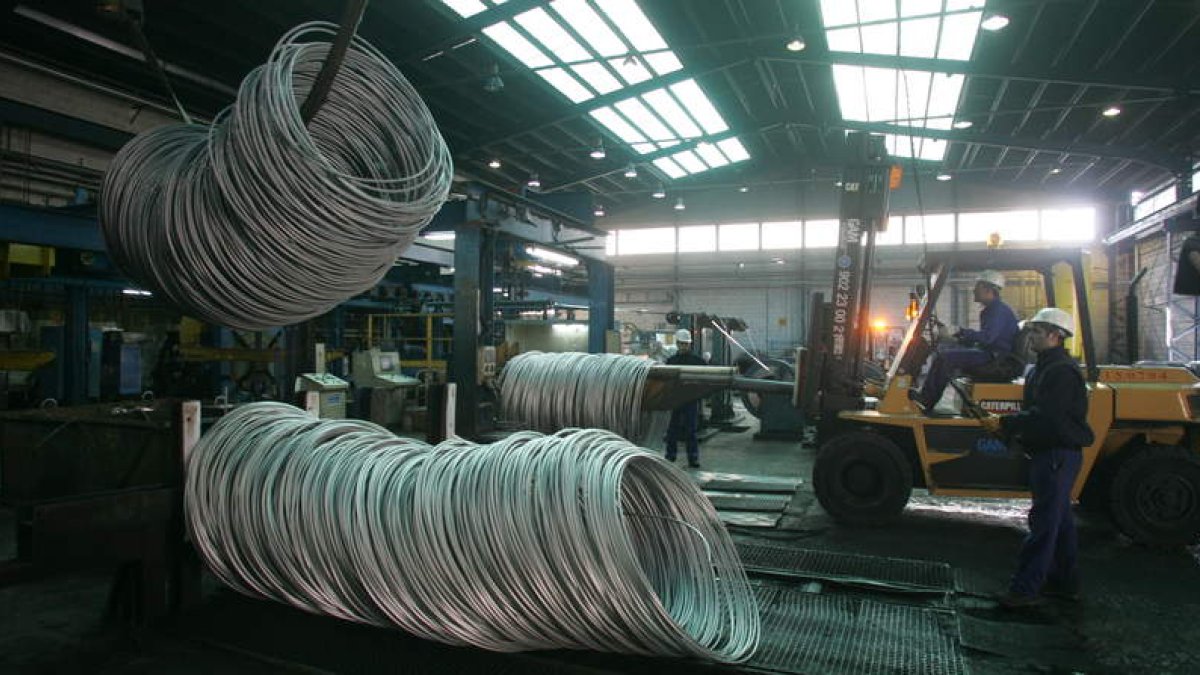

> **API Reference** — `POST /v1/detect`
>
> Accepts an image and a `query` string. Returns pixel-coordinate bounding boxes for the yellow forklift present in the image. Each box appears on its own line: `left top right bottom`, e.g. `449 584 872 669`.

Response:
812 247 1200 547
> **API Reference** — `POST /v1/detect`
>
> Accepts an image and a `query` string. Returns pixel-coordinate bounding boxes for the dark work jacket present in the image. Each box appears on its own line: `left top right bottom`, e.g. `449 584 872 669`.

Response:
667 351 706 367
957 299 1019 354
999 345 1094 451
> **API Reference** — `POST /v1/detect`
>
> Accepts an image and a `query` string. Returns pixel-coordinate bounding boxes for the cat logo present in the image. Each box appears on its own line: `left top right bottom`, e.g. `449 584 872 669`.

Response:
980 400 1022 414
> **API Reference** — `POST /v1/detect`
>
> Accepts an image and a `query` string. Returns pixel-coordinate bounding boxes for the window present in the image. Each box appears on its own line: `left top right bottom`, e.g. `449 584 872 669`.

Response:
718 223 759 251
677 225 717 253
605 232 617 255
1040 207 1096 242
875 217 903 245
616 227 675 255
805 219 840 248
761 221 804 249
958 210 1038 243
904 213 955 243
1133 187 1176 221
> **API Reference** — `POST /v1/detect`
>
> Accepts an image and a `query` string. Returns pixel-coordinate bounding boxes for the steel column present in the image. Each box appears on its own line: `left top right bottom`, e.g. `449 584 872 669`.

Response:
63 285 88 405
587 258 615 353
451 222 482 438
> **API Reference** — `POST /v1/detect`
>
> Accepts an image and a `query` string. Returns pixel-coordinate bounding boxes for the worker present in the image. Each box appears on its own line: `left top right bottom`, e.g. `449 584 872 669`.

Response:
912 270 1019 412
980 307 1094 609
665 328 705 468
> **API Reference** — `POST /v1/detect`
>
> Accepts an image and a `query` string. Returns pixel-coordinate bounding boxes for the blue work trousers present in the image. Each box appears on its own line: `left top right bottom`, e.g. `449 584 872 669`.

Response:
1010 447 1082 597
918 346 995 407
665 403 700 463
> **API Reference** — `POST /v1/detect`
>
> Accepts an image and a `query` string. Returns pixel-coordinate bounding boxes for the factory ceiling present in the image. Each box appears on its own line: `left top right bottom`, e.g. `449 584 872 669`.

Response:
2 0 1199 213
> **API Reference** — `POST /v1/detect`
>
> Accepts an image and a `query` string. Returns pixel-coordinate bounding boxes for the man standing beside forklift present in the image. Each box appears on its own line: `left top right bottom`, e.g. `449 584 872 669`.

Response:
981 308 1094 608
664 328 706 468
912 270 1019 412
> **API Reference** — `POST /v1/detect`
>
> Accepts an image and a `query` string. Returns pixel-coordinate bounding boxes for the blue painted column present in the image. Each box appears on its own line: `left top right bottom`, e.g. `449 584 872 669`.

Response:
586 258 615 353
451 221 482 438
63 286 88 405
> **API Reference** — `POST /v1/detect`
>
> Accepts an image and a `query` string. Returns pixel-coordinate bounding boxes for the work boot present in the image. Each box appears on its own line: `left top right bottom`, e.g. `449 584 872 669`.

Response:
688 460 701 469
1042 578 1081 603
907 389 933 415
998 591 1045 610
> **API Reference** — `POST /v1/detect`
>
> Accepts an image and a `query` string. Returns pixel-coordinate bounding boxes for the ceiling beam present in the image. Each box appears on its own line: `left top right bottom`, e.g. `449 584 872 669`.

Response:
400 0 549 63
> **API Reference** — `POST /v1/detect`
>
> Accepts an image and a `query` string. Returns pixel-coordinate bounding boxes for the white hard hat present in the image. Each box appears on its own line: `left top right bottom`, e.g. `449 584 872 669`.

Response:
1029 307 1075 337
975 269 1005 290
675 328 693 344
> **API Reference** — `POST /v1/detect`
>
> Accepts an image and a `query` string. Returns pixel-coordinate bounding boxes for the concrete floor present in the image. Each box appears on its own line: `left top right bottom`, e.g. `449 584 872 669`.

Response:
3 407 1200 674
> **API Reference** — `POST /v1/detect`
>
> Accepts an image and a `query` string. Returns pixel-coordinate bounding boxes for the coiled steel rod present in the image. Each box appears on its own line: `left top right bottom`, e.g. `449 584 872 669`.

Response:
185 403 759 662
498 352 665 443
101 22 452 330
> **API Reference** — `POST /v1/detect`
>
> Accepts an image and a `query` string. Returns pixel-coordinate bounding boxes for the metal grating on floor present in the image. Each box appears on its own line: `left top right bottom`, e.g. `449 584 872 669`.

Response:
750 585 967 675
738 544 956 592
704 492 791 512
719 512 781 528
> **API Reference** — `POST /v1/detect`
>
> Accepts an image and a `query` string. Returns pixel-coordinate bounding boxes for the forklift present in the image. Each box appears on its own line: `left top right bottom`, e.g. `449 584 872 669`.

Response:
806 134 1200 547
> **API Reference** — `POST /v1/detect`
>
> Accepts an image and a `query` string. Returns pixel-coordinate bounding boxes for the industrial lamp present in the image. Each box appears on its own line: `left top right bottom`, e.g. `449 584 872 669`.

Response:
482 63 504 93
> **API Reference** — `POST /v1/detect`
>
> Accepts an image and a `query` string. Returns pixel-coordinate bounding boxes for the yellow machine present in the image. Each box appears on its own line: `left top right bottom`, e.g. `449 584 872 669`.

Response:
813 248 1200 547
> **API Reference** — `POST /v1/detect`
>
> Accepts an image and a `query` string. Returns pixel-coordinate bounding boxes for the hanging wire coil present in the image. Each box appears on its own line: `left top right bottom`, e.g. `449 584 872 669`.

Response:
185 403 759 662
498 352 664 443
100 23 452 330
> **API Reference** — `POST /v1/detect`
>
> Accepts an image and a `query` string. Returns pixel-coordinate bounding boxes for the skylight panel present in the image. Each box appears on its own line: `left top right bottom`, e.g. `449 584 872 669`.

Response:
895 69 931 123
483 23 554 68
550 0 626 57
832 65 869 121
590 107 650 145
669 80 728 134
653 157 687 179
946 0 985 10
643 89 702 138
826 27 863 52
900 0 942 17
860 22 900 56
609 57 653 85
885 134 947 161
937 12 982 60
716 137 749 162
537 68 593 103
899 17 939 58
616 98 674 144
631 142 656 154
440 0 487 18
863 67 898 122
595 0 668 52
572 62 622 95
926 73 966 123
656 139 681 150
695 142 729 168
642 51 683 76
515 7 591 64
858 0 897 23
673 150 708 174
819 0 858 27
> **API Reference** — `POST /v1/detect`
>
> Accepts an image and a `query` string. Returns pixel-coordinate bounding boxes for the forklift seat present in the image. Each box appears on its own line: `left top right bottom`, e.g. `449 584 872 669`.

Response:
961 323 1037 383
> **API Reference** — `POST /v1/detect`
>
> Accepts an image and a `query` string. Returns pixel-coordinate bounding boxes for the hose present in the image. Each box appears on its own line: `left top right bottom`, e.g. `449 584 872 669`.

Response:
498 352 666 444
100 22 452 330
184 403 759 662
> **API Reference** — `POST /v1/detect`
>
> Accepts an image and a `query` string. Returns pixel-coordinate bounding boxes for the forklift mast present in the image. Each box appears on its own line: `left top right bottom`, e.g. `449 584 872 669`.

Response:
813 132 895 433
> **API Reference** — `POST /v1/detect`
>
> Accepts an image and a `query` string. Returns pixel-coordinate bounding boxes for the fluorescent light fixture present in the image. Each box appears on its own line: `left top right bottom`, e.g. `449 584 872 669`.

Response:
122 288 152 297
936 173 952 181
786 37 806 52
590 139 606 159
482 23 553 68
623 163 638 178
527 173 541 189
536 68 593 102
488 158 502 168
526 245 580 267
529 264 563 276
1102 105 1122 117
651 183 666 198
423 230 456 240
980 14 1009 31
439 0 487 18
593 203 606 216
952 120 973 129
493 287 504 293
673 196 686 211
652 157 686 179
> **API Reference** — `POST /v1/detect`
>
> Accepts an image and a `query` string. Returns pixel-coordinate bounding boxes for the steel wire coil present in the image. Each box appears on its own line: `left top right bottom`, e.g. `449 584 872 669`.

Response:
100 23 452 330
498 352 667 443
185 403 759 662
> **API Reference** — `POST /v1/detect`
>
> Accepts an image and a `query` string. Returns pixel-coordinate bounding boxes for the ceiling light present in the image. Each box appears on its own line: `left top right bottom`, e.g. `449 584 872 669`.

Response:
651 183 666 199
623 163 638 178
593 203 606 217
527 173 541 189
526 245 579 267
1102 105 1122 117
952 120 973 129
423 230 456 241
589 139 606 160
786 37 806 52
936 173 952 181
772 257 785 265
482 63 504 93
528 264 563 277
122 288 152 297
1049 167 1063 175
736 262 745 270
673 196 686 211
980 14 1010 31
487 158 502 169
738 184 749 193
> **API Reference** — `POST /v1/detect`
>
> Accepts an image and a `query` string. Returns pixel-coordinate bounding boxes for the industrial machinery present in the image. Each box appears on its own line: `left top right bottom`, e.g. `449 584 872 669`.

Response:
812 247 1200 547
351 347 421 426
296 372 350 419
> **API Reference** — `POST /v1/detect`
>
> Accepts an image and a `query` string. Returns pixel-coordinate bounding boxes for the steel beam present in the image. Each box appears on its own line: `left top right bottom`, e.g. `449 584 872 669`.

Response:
451 222 483 439
586 258 615 354
63 285 88 405
0 98 132 152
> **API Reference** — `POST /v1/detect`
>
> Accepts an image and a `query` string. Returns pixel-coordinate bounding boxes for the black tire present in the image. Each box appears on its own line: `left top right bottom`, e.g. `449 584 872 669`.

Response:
813 431 913 526
1079 450 1132 516
1110 445 1200 547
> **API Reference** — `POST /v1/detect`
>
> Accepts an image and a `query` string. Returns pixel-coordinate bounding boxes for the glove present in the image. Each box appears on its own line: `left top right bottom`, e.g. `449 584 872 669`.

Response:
979 415 1003 436
935 322 952 341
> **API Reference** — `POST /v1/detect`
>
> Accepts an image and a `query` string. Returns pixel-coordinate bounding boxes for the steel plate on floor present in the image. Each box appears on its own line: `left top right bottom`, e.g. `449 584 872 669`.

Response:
693 472 801 493
738 544 955 592
703 491 791 512
718 512 781 528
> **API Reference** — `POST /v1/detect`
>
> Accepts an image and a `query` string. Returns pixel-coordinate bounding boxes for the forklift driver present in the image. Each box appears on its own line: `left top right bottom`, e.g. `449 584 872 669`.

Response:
911 270 1020 412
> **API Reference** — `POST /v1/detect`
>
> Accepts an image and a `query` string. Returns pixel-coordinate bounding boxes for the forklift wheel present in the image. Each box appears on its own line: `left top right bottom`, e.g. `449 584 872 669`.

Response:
1110 445 1200 547
814 431 913 526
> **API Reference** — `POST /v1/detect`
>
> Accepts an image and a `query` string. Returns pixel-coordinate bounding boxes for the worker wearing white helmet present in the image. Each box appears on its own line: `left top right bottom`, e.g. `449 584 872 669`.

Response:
664 327 705 468
913 269 1020 411
980 306 1093 609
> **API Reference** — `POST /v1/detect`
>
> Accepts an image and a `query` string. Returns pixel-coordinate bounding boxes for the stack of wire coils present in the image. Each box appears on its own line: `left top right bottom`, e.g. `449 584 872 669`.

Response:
185 403 760 662
100 23 452 330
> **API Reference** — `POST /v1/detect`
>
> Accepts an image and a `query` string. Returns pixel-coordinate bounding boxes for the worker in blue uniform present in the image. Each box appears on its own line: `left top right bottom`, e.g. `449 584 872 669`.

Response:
981 307 1094 608
665 328 706 468
913 270 1020 412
